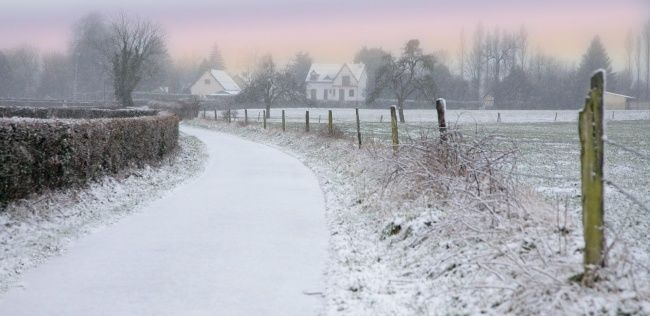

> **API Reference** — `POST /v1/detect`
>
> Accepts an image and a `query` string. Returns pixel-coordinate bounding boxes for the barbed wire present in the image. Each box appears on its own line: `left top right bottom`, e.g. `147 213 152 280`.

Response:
604 139 650 161
604 179 650 213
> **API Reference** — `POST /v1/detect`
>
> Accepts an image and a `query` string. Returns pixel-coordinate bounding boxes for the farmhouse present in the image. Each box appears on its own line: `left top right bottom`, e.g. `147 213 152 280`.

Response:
190 69 241 97
305 63 367 102
604 92 635 110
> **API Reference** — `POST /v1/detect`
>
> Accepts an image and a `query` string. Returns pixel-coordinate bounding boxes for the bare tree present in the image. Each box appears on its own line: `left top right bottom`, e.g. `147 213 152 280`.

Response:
468 24 486 101
37 52 73 99
237 55 299 118
107 13 166 107
5 46 40 98
371 39 436 123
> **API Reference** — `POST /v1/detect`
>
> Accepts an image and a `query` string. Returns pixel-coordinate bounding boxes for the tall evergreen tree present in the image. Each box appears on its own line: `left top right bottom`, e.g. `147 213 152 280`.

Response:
208 44 226 70
576 37 616 90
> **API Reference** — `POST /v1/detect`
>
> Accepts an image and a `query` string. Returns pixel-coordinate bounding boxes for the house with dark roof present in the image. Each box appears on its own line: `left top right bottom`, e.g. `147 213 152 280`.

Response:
190 69 241 97
305 63 367 102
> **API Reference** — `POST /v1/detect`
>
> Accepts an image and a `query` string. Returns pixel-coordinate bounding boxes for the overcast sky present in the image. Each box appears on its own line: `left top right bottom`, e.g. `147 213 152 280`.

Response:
1 0 648 71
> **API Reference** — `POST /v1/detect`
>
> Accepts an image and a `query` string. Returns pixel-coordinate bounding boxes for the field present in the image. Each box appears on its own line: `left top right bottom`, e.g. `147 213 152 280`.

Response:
207 108 650 253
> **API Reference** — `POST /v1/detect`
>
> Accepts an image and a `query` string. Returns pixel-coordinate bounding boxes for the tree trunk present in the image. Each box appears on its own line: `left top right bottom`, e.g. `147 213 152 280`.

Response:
397 98 406 123
265 102 271 118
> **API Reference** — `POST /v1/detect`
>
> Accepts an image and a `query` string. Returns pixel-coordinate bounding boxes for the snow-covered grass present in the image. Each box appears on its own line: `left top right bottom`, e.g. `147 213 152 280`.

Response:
188 116 650 315
0 134 207 294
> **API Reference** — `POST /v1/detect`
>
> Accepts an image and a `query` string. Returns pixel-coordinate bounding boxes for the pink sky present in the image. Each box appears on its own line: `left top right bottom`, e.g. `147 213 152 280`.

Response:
0 0 648 72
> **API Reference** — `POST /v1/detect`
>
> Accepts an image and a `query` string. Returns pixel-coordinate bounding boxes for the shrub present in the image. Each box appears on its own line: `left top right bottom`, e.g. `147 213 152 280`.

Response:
147 100 200 120
0 108 179 204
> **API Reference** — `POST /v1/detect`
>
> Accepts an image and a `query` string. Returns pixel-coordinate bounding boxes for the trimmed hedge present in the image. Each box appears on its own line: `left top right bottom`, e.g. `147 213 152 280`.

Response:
0 106 156 119
0 108 179 203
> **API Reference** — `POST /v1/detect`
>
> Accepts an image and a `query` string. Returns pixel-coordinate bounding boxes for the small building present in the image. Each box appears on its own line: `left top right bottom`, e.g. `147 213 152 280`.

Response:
604 92 635 110
305 63 367 102
190 69 241 97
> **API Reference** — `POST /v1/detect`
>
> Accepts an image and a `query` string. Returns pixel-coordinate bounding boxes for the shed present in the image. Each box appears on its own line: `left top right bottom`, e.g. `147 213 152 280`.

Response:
604 92 635 110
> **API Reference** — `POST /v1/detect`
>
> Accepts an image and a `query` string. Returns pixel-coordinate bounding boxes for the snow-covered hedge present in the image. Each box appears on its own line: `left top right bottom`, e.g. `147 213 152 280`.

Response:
0 107 179 203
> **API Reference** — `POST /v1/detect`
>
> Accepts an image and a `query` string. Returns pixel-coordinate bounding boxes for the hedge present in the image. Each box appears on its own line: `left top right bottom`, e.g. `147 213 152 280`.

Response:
0 107 179 203
147 100 200 120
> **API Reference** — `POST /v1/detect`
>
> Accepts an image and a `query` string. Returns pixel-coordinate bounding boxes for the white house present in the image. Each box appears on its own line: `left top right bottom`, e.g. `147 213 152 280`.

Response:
190 69 241 97
305 63 367 102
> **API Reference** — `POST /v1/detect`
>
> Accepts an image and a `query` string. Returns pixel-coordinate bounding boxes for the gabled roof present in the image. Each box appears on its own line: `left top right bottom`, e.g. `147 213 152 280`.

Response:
306 64 342 82
209 69 241 92
344 63 366 82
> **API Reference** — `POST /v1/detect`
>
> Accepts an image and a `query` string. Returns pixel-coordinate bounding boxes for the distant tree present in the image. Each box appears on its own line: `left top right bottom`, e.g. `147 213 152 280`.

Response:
643 20 650 101
70 13 110 100
467 24 485 101
0 52 12 97
371 39 436 122
286 51 312 98
237 55 298 118
5 46 40 98
107 13 166 107
495 67 532 108
354 47 389 100
38 52 73 99
208 44 226 70
576 37 616 95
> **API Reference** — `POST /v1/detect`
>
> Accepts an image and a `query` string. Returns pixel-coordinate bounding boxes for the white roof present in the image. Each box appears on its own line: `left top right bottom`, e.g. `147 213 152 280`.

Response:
306 64 341 82
306 63 365 82
605 91 635 99
209 70 241 92
345 64 366 82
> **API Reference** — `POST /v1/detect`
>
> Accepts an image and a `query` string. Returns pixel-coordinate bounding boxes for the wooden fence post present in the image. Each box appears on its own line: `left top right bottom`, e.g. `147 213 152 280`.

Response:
390 106 399 153
328 110 333 136
305 110 310 132
436 98 447 141
263 110 267 129
214 109 217 121
244 109 248 125
355 108 362 149
282 110 286 132
497 112 501 123
579 70 606 286
554 112 558 122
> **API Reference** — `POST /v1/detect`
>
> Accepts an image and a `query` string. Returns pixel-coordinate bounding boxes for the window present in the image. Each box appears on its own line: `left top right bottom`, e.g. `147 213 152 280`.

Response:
310 89 317 100
324 89 328 100
349 89 355 97
342 76 351 86
204 79 211 85
310 71 319 81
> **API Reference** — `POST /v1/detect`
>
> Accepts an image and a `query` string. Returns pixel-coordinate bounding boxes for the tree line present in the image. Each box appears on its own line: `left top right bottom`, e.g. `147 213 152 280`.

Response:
0 13 649 112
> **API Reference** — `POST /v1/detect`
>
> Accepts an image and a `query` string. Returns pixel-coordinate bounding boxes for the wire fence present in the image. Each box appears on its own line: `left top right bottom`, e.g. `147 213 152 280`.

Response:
198 106 650 219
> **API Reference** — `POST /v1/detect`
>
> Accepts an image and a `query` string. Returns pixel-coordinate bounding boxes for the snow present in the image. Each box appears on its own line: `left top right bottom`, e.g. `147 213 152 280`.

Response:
238 108 650 124
210 69 241 92
187 118 650 315
0 127 328 315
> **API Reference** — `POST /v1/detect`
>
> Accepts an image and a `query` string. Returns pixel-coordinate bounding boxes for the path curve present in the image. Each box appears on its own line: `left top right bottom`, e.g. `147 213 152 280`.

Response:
0 126 328 315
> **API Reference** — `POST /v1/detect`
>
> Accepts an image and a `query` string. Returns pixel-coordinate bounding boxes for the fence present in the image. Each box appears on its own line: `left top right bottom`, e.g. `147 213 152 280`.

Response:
196 71 650 288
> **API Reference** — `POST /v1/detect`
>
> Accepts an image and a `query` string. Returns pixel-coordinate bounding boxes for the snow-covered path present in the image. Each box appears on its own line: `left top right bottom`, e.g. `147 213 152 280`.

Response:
0 126 328 315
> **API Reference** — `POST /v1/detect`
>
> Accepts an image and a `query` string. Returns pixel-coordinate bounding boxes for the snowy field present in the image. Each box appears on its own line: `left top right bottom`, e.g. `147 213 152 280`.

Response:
189 116 650 315
226 107 650 124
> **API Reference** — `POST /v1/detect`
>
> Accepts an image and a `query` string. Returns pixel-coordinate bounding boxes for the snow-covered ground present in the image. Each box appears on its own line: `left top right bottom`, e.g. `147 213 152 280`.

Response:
0 127 328 315
187 118 650 315
0 134 207 295
215 107 650 124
